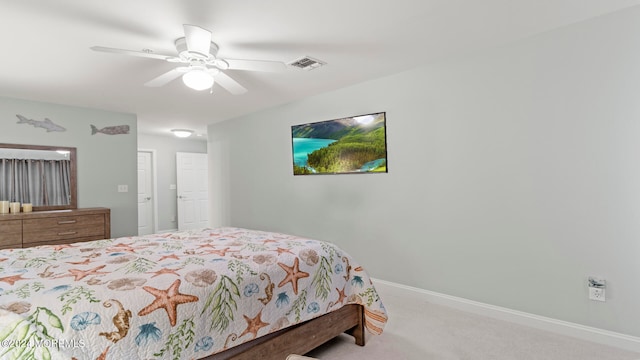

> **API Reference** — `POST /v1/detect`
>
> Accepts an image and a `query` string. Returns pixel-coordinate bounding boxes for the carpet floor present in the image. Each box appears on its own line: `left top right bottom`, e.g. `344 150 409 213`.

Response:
305 281 640 360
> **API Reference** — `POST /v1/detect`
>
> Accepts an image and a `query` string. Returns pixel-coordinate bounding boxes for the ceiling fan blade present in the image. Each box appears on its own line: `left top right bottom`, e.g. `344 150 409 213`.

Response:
214 72 248 95
91 46 175 61
144 68 188 87
183 24 212 56
224 58 287 72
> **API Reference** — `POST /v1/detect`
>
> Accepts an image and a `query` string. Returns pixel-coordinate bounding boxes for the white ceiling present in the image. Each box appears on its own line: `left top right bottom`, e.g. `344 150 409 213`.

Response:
1 0 639 139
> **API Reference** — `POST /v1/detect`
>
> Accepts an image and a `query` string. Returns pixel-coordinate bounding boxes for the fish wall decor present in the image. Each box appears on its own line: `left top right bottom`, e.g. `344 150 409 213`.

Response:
16 114 66 132
91 125 130 135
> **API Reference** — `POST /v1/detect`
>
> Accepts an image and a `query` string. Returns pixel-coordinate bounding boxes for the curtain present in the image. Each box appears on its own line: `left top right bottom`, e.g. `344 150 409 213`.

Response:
0 158 71 206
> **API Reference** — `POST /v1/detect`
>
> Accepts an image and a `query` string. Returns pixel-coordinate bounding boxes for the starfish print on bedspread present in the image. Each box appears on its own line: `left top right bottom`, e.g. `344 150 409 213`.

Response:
327 285 348 311
147 267 181 278
196 243 217 249
335 285 347 305
273 247 294 255
0 274 30 285
106 243 138 253
158 254 180 261
58 265 109 281
66 258 92 265
37 265 57 278
277 257 309 295
239 309 270 339
138 279 198 326
199 247 231 257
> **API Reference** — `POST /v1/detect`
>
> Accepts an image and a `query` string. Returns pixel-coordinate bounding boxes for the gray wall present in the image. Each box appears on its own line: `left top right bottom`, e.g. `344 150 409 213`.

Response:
137 134 207 232
0 96 138 237
208 7 640 336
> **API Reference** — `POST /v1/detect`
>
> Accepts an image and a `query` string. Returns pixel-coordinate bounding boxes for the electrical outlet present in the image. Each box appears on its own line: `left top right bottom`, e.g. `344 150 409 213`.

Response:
588 276 606 302
589 287 606 302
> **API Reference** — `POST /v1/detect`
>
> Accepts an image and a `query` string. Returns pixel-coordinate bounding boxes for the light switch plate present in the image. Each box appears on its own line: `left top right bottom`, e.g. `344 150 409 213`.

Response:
117 185 128 193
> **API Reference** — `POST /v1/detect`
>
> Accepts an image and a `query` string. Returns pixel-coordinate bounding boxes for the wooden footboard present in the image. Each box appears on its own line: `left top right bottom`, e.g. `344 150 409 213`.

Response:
202 304 365 360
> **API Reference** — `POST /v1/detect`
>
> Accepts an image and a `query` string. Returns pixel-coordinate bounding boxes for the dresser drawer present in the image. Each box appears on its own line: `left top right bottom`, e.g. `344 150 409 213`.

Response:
0 219 22 249
23 214 105 244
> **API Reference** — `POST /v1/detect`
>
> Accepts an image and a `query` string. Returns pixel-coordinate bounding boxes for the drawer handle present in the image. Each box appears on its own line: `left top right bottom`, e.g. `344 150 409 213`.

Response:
57 220 77 225
57 231 77 236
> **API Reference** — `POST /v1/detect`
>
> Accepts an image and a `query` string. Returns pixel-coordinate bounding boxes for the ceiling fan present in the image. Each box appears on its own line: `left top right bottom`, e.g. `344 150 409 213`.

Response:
91 24 286 94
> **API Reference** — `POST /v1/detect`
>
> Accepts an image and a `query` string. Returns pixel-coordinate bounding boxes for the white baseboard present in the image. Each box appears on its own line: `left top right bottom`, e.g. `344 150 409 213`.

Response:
371 278 640 353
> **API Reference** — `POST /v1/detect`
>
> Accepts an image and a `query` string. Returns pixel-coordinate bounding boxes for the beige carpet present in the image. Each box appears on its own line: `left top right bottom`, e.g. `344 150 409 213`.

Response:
306 282 640 360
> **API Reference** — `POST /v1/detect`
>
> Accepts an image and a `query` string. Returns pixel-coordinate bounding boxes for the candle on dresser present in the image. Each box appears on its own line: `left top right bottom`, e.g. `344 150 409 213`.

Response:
0 201 8 214
22 203 32 213
9 202 20 213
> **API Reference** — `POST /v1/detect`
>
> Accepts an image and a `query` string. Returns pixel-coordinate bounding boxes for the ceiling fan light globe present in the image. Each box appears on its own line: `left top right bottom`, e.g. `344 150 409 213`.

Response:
182 69 214 91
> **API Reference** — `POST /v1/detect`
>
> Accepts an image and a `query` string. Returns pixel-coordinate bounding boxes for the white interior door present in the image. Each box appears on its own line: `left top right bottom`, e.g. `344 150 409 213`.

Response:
177 152 209 231
137 151 155 235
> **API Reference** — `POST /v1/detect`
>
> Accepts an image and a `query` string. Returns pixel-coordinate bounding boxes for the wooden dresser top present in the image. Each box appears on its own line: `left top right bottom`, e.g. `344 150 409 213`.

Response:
0 207 109 220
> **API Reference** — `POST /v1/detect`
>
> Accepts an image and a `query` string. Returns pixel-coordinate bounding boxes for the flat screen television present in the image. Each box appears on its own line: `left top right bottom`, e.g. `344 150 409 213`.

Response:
291 111 388 175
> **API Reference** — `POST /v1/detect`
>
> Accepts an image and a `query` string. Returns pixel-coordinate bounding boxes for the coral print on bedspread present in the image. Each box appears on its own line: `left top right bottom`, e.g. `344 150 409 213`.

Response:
0 227 387 360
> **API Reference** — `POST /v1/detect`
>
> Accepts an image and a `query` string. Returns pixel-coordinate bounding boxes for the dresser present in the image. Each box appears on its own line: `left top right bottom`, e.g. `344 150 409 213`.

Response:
0 208 110 249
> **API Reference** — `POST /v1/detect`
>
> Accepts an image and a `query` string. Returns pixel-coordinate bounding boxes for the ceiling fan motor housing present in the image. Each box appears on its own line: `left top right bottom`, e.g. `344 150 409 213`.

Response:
175 37 219 60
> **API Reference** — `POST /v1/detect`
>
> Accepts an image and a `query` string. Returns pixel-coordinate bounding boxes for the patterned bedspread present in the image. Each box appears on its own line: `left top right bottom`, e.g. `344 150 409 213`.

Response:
0 227 387 360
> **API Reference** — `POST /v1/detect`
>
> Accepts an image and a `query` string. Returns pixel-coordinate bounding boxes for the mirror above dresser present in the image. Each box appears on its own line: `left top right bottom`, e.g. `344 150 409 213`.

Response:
0 143 77 211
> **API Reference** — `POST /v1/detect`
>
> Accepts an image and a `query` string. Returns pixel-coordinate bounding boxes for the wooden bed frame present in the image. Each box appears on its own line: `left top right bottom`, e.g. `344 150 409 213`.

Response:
203 304 366 360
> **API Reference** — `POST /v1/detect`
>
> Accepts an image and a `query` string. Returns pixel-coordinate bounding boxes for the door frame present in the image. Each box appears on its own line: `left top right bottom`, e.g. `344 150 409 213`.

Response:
138 149 159 234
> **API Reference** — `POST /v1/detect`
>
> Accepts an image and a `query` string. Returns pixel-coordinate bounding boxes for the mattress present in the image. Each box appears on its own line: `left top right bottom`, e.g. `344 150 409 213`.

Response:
0 227 387 359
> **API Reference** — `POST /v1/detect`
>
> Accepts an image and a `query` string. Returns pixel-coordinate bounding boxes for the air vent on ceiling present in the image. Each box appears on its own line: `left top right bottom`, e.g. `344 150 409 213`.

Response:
287 56 326 70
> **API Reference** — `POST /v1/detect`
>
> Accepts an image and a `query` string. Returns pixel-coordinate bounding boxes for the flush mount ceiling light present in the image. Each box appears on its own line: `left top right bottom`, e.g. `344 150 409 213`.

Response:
171 129 194 138
182 68 214 91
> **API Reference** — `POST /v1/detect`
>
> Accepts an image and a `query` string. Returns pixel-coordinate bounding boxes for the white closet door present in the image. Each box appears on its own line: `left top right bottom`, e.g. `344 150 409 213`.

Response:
177 152 209 231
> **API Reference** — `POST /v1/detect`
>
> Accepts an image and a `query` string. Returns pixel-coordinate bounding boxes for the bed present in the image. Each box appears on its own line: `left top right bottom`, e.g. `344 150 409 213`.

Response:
0 227 387 359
